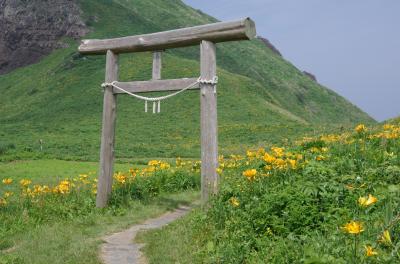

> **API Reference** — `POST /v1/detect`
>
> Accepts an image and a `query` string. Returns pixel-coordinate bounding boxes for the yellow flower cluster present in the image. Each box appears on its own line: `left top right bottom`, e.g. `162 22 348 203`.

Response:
342 220 364 235
19 179 32 187
148 160 171 170
22 184 52 198
0 159 187 208
217 155 245 172
229 197 240 207
53 180 72 194
355 124 367 133
243 169 257 181
262 147 302 170
379 230 392 246
339 192 396 257
368 123 400 140
175 158 201 172
114 172 127 184
2 178 13 185
0 173 101 205
0 197 7 206
358 194 378 207
364 245 378 257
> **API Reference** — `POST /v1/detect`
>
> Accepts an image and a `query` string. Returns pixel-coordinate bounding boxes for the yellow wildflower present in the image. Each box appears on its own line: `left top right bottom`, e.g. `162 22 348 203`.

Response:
358 194 378 207
243 169 257 181
310 147 320 153
379 230 392 245
33 185 43 194
79 174 88 180
148 160 160 166
0 198 7 206
142 166 155 174
342 221 364 235
229 197 240 207
19 179 32 187
355 124 367 133
316 155 325 161
23 187 35 198
54 180 71 194
42 185 51 193
274 158 286 169
364 246 378 257
383 124 395 130
216 167 223 174
288 159 297 169
246 150 256 158
129 168 137 176
2 178 13 185
271 147 284 157
4 192 13 198
114 172 127 184
263 153 276 163
264 165 273 171
176 157 182 167
159 162 170 170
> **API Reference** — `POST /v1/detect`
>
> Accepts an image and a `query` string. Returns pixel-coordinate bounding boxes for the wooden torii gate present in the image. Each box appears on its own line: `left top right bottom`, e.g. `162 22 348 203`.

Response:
78 18 256 208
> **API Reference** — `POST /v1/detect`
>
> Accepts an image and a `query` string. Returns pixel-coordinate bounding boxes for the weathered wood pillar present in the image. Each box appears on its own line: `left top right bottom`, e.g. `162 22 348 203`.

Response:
152 51 162 80
97 50 118 208
200 40 218 204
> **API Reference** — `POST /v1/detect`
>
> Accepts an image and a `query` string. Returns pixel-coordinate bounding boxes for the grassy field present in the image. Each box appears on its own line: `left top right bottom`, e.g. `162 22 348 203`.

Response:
1 191 198 264
0 159 200 264
137 123 400 263
0 160 135 186
0 0 374 162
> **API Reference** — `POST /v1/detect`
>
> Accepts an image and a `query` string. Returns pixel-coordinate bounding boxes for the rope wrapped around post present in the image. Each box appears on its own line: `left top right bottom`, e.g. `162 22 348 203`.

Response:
101 76 218 113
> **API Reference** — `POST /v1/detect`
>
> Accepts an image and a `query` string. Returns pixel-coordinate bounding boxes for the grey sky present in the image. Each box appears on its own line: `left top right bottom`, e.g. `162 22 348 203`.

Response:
184 0 400 121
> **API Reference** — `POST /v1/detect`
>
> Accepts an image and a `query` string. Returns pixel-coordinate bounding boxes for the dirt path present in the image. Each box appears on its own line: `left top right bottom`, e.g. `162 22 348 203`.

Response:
100 206 191 264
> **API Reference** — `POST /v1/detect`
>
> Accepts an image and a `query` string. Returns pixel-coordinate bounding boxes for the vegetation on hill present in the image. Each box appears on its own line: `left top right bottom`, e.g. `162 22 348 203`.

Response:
0 0 374 161
137 122 400 263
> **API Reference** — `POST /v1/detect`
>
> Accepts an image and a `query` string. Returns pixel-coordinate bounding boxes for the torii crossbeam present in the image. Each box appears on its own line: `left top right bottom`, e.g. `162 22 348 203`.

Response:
78 18 256 208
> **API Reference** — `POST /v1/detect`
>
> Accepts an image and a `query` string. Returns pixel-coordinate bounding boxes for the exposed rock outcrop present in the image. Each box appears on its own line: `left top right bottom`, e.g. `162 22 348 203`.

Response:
0 0 88 75
257 36 282 57
303 71 317 82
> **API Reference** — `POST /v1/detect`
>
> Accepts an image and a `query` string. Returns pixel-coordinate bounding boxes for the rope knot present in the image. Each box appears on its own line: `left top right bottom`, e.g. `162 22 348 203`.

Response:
197 76 218 85
101 81 117 88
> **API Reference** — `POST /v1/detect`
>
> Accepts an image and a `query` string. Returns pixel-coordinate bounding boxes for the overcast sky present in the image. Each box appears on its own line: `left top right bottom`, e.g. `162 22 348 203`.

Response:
184 0 400 121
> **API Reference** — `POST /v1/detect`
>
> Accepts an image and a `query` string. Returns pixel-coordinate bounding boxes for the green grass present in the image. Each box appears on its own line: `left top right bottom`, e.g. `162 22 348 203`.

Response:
0 160 134 187
136 123 400 263
1 191 198 264
0 159 200 263
0 0 374 162
136 209 203 264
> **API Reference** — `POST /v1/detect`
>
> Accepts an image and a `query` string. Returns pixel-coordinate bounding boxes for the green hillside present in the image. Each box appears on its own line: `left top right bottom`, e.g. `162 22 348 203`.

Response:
0 0 374 161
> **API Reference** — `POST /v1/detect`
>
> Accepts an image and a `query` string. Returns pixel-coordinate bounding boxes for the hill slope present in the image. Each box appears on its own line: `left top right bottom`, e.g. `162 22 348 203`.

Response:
0 0 374 160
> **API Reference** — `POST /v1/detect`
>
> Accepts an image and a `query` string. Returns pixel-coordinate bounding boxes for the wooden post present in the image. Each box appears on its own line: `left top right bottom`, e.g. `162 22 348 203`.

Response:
200 40 218 204
97 50 118 208
152 51 162 80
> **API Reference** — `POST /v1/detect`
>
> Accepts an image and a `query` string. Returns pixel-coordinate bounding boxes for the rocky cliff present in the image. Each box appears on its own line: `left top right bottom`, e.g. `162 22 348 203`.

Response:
0 0 87 74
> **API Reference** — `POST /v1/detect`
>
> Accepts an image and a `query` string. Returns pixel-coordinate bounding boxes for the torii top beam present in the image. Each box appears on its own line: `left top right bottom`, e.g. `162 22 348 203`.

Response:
78 18 256 55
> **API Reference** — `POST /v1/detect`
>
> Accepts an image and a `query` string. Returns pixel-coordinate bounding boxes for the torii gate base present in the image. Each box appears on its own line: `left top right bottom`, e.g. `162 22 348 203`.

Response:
78 18 256 208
